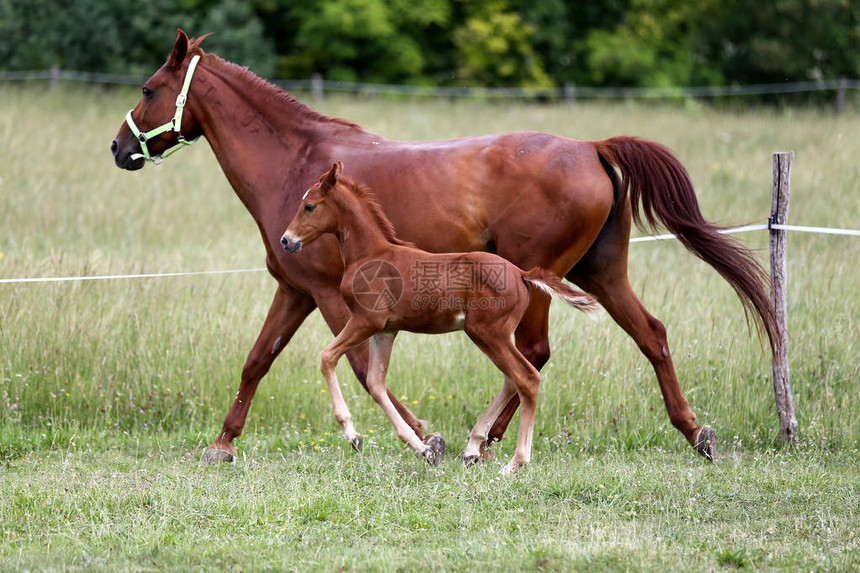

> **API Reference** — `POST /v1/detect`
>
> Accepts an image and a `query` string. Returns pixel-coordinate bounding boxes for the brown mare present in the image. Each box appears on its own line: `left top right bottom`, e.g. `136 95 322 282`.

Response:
281 162 600 473
111 30 778 463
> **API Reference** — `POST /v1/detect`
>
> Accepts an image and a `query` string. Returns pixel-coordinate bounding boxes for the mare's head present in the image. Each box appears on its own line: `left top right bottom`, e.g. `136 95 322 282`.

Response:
111 29 207 170
281 162 343 254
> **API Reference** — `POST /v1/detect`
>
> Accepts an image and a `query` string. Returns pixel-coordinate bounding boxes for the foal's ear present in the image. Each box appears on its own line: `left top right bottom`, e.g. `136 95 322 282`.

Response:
167 29 190 69
320 162 342 192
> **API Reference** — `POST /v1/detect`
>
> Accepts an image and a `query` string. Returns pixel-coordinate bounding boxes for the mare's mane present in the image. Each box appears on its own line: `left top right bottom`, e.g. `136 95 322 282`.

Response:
188 36 359 129
336 177 414 247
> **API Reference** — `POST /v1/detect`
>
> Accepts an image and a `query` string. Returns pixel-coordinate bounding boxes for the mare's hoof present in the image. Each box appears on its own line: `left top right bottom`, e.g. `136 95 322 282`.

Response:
350 435 363 453
694 425 717 461
424 433 446 464
204 448 235 463
462 454 482 467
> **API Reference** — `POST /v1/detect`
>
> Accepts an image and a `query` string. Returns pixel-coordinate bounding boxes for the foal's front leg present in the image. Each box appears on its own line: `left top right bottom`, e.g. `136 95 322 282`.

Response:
366 332 439 464
320 317 377 451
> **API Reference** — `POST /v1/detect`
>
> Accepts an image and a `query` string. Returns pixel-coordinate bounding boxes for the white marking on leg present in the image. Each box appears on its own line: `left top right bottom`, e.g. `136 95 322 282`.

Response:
271 336 282 355
367 333 427 456
321 343 360 447
464 376 517 459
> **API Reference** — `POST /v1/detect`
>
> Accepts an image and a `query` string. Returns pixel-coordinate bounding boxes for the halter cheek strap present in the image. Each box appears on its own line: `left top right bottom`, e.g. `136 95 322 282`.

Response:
125 54 201 164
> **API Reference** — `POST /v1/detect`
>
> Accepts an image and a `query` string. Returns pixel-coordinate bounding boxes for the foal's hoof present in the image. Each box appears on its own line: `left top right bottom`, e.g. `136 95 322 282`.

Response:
424 433 446 462
203 448 235 463
694 425 717 461
462 454 482 467
423 447 442 466
349 435 363 453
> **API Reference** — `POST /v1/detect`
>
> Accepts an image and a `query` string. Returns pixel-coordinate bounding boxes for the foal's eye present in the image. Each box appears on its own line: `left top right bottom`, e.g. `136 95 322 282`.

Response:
142 86 153 98
304 204 317 213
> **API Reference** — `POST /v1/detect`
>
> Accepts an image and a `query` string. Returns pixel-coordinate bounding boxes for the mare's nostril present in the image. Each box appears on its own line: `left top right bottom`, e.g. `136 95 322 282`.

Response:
111 140 118 157
280 236 289 249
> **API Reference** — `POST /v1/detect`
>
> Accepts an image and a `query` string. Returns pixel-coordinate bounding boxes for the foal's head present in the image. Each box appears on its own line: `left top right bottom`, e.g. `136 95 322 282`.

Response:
280 162 343 254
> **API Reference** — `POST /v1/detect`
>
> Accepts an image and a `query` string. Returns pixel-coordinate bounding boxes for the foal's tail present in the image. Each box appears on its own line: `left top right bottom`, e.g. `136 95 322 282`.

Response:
522 268 603 319
593 136 779 352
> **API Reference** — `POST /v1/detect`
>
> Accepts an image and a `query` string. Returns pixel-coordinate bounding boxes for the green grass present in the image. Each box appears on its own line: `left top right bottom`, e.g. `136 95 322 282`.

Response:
1 83 859 570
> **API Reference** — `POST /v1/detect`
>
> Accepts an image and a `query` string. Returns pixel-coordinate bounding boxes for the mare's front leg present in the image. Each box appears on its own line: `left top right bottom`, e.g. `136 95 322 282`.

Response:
206 285 316 462
364 332 440 464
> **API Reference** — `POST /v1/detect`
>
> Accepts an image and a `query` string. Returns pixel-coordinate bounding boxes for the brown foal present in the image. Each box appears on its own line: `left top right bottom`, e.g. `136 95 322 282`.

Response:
281 163 599 474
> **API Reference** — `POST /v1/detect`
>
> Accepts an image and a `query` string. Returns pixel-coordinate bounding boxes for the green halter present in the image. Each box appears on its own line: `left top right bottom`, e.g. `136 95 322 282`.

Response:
125 54 201 164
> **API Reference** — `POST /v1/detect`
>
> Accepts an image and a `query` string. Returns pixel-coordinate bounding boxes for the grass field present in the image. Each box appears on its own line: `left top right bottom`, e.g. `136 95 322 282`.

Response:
1 83 859 571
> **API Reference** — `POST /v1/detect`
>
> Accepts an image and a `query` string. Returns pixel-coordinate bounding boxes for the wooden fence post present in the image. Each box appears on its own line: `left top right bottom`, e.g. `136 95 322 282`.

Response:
770 152 798 443
311 73 324 102
836 77 847 115
50 65 61 91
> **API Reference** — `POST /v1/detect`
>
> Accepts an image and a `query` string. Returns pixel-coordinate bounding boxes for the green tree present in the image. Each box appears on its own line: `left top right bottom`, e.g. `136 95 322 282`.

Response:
582 0 722 87
277 0 450 83
697 0 860 83
508 0 632 86
0 0 274 76
198 0 277 78
452 0 553 87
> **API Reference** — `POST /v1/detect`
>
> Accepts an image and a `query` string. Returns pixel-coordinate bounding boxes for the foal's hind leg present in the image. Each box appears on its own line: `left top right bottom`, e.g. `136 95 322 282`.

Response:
465 323 542 475
482 293 552 460
463 375 518 465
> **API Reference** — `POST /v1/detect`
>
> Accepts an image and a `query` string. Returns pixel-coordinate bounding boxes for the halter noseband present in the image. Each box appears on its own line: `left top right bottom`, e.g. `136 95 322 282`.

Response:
125 54 201 164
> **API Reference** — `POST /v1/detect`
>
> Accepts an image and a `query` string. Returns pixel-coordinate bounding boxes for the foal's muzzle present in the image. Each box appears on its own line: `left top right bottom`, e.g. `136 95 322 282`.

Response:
281 233 302 254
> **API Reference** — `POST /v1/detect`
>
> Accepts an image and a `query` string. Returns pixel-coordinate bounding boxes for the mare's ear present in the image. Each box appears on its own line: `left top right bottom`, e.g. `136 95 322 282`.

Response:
167 29 190 69
320 162 341 192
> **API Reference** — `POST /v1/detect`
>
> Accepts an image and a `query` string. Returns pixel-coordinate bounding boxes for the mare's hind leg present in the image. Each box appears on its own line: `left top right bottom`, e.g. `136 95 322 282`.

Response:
565 193 714 459
567 269 714 458
364 332 439 464
206 285 316 462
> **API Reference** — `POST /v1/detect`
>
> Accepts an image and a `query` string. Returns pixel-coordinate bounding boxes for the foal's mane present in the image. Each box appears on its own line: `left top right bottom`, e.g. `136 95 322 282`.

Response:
336 177 414 247
188 36 359 129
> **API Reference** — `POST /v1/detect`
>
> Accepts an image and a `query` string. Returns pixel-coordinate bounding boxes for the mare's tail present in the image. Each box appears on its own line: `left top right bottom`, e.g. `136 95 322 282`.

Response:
593 136 779 352
522 268 602 319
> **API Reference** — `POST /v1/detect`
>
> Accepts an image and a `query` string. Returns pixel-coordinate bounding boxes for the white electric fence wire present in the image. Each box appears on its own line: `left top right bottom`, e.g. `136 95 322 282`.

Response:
1 224 858 284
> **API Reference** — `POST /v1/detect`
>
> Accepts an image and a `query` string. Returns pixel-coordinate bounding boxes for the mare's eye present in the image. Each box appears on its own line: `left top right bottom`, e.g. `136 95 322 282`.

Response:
304 204 317 213
142 86 153 98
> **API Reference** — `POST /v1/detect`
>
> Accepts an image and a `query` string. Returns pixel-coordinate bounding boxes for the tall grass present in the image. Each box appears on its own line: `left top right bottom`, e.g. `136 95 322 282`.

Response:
1 83 858 459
